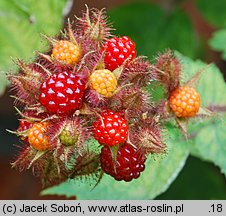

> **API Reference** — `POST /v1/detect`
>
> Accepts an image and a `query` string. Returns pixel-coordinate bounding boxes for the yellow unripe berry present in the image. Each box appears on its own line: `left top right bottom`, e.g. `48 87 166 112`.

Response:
89 69 117 97
27 122 51 151
51 40 80 65
169 86 201 118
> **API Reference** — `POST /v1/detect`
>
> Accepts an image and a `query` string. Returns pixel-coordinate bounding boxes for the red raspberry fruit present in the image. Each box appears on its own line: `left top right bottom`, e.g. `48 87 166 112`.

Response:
39 71 86 114
169 86 201 117
102 36 136 71
18 120 33 132
100 143 146 182
18 119 33 141
93 110 128 146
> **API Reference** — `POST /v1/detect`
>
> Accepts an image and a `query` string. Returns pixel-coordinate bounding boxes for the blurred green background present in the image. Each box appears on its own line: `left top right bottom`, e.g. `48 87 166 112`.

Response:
0 0 225 199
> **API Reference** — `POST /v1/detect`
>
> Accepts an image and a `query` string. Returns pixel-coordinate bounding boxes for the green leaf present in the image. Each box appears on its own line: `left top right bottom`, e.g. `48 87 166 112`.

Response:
109 2 200 58
189 118 226 176
209 29 226 60
41 128 189 199
0 0 68 95
194 0 226 28
176 52 226 176
158 156 226 199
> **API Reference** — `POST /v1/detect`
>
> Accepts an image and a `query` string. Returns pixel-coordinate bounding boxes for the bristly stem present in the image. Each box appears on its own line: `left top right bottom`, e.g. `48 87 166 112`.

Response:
207 104 226 113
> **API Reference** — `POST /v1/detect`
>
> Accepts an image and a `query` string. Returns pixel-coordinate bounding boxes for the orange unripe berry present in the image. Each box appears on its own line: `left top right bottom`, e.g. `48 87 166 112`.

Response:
169 86 201 118
89 69 117 97
27 122 51 151
51 40 80 65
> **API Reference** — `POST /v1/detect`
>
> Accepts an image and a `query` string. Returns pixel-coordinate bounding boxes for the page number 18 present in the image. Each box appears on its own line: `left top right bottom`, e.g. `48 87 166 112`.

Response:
210 204 222 213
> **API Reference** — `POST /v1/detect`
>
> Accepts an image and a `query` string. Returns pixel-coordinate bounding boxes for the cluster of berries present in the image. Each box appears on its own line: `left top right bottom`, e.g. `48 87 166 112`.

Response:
9 7 201 186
